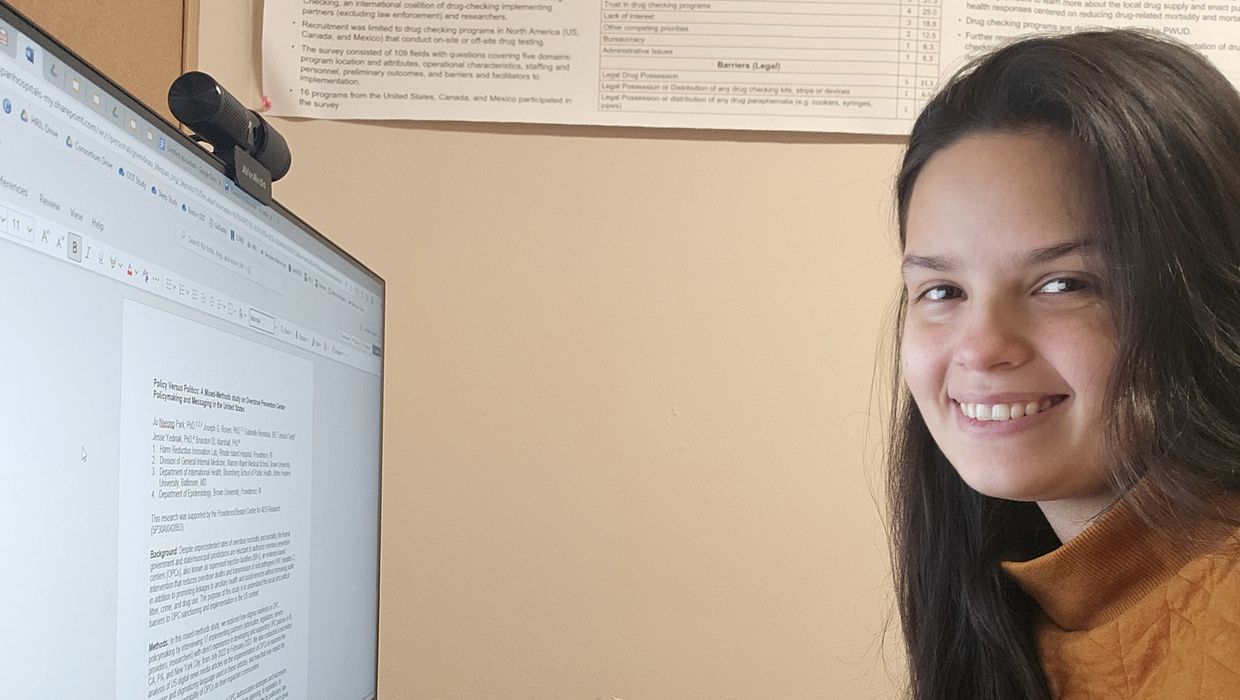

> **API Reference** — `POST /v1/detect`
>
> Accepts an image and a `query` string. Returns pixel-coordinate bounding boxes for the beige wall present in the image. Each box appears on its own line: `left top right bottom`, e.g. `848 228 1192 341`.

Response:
195 3 907 696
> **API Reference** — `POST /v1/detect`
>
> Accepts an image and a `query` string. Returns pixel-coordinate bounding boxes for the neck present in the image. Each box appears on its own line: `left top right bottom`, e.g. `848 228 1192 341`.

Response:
1038 491 1120 543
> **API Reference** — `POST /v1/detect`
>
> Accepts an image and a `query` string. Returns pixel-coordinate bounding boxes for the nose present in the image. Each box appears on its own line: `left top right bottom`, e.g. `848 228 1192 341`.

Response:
952 301 1033 372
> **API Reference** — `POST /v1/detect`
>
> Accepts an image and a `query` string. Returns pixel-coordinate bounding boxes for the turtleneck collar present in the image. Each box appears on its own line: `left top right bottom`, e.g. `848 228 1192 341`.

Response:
1000 496 1230 631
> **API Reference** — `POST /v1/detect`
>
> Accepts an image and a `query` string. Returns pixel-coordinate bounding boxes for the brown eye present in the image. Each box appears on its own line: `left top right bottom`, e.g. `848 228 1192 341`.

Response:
920 285 962 302
1038 278 1088 294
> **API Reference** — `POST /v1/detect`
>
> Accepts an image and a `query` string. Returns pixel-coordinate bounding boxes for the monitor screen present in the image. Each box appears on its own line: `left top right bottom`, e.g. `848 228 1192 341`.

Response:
0 5 384 699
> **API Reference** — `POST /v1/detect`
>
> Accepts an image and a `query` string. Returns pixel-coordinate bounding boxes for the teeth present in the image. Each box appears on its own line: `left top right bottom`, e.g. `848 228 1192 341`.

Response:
959 398 1053 422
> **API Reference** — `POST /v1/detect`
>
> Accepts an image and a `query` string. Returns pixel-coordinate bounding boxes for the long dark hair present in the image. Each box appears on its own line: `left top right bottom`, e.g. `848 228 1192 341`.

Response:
889 30 1240 699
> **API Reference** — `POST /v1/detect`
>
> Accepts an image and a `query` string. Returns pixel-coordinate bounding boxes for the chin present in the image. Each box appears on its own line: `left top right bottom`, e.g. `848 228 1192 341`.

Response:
950 460 1057 503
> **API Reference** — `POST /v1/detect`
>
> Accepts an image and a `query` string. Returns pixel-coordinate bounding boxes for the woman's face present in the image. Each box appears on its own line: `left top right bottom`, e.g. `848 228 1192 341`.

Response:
900 130 1116 504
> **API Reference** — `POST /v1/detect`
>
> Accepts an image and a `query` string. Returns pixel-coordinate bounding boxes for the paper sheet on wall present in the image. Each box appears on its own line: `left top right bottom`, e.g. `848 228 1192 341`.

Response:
262 0 1240 134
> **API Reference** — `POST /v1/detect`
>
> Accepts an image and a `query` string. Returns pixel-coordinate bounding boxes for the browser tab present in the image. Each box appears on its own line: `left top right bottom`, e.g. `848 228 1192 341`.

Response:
104 94 126 129
42 51 63 88
67 69 88 104
0 22 14 59
87 84 107 115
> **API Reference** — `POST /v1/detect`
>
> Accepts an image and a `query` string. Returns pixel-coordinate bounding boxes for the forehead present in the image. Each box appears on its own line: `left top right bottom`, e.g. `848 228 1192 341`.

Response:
904 130 1091 263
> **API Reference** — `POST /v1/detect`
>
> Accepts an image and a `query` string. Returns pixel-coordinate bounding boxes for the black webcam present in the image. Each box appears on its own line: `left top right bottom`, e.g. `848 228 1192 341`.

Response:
168 71 291 205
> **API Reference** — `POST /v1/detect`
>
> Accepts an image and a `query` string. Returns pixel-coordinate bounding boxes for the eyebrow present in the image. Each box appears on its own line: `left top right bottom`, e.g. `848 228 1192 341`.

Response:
1024 240 1095 265
900 254 955 274
900 240 1095 275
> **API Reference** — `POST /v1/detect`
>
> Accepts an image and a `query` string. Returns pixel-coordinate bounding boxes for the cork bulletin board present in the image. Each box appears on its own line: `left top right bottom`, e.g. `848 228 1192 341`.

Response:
7 0 187 123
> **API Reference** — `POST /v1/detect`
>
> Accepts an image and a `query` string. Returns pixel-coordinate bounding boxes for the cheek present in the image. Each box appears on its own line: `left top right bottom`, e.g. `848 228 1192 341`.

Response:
1045 321 1117 397
900 324 947 402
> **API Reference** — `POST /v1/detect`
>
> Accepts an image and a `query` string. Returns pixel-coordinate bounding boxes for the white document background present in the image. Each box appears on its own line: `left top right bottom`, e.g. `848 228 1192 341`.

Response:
117 301 313 700
263 0 1240 133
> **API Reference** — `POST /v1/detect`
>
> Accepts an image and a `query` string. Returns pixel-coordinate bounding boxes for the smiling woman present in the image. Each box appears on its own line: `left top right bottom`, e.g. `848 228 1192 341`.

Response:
887 30 1240 699
901 131 1116 534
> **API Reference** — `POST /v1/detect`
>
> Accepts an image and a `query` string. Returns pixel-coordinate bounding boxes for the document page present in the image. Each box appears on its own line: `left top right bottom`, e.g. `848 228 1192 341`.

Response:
261 0 1240 133
117 301 313 700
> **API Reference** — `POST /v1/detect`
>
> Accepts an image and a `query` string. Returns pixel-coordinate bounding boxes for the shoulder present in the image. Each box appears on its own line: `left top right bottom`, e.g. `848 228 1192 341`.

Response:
1166 527 1240 623
1035 524 1240 699
1156 529 1240 697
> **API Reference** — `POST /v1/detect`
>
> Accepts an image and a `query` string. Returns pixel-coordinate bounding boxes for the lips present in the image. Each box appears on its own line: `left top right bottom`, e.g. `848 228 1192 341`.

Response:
954 395 1067 422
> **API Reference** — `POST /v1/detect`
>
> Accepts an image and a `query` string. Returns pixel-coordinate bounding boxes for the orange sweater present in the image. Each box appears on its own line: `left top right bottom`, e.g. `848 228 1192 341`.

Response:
1001 499 1240 699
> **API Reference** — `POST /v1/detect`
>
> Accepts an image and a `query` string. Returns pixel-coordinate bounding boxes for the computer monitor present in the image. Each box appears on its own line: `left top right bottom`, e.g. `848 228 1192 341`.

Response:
0 5 384 699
